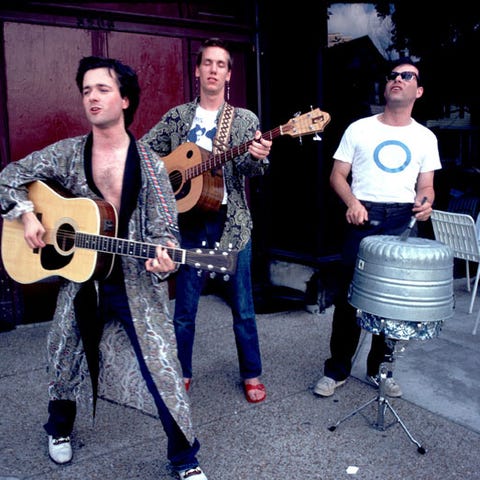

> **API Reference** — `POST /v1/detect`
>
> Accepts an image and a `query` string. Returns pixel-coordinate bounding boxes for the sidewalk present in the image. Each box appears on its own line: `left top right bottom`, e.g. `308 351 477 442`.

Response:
0 278 479 480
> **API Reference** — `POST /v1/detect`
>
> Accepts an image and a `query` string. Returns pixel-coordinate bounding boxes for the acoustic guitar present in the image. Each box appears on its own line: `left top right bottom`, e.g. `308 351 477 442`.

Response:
163 107 331 214
1 180 237 284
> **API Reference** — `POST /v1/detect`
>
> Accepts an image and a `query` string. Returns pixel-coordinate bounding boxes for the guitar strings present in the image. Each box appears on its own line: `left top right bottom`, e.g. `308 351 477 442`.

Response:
168 110 328 188
45 226 233 271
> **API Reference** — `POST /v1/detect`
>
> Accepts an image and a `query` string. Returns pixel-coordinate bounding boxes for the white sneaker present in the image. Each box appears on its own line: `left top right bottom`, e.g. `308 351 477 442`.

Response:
177 467 208 480
48 435 72 464
365 374 403 397
313 376 346 397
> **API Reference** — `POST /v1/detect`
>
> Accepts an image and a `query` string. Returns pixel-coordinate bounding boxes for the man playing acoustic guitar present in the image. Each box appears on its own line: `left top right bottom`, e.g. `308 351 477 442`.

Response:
0 56 208 480
142 37 272 403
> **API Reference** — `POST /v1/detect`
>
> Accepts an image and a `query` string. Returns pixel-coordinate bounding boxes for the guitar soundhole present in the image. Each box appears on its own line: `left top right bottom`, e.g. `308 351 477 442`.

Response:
38 221 75 271
169 170 183 192
56 222 76 253
169 169 191 201
175 181 191 201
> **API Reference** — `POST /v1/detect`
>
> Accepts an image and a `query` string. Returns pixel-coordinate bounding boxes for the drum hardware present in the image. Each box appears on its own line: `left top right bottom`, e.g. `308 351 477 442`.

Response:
327 235 454 454
328 335 426 454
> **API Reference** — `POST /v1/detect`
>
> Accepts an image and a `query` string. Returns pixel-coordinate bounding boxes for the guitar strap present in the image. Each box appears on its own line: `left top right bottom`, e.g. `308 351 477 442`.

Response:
213 102 235 154
208 103 234 208
137 142 179 233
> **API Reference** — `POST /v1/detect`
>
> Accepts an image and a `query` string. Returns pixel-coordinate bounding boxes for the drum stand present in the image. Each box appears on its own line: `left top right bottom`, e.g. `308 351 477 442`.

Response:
328 338 427 454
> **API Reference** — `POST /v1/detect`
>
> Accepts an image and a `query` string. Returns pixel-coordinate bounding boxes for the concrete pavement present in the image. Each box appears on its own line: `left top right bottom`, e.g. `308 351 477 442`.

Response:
0 278 479 479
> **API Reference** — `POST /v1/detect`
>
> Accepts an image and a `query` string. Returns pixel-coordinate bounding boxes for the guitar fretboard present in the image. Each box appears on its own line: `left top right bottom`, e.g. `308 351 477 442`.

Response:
75 232 185 263
185 126 283 180
177 108 330 187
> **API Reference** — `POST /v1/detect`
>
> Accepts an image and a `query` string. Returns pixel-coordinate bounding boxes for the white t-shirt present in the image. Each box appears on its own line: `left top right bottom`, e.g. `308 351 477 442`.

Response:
188 105 227 204
187 105 218 150
333 114 442 203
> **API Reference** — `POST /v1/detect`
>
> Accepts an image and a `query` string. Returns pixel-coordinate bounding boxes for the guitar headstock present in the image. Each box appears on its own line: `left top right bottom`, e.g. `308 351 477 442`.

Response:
281 108 331 138
185 247 238 277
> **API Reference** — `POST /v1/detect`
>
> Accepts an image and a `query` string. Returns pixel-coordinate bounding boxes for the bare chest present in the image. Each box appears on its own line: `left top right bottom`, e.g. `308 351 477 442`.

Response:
92 151 126 212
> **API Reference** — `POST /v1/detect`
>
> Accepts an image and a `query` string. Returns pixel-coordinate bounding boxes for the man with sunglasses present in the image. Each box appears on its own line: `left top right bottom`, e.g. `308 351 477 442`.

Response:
314 58 441 398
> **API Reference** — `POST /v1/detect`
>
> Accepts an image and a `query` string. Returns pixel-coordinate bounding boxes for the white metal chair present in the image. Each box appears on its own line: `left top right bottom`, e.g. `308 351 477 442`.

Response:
430 209 480 334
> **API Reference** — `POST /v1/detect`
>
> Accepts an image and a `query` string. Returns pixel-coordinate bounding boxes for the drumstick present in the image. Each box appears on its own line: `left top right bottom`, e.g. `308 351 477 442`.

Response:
399 196 428 241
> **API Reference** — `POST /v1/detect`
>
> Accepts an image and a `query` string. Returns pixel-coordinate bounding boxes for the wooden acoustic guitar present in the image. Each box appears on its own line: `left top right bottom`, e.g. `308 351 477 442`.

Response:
1 180 238 284
163 107 331 214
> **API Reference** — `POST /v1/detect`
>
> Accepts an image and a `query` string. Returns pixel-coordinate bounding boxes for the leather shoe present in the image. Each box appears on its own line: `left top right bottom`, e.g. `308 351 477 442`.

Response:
48 435 72 464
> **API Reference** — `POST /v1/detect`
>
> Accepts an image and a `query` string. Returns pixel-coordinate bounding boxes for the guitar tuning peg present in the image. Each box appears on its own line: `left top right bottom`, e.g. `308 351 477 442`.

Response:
223 274 230 282
313 133 322 141
201 240 207 247
293 111 301 117
209 272 216 279
214 241 220 249
197 270 203 277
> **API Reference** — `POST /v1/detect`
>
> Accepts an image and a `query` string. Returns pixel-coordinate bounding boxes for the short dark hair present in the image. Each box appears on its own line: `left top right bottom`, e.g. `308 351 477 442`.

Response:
389 56 422 86
195 37 233 70
75 56 140 127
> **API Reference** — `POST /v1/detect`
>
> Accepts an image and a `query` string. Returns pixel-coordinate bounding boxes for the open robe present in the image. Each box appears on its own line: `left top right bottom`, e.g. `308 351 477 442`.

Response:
0 134 195 444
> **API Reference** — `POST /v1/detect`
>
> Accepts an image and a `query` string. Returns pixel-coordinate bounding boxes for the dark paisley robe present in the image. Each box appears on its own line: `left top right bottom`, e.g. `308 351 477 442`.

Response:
0 134 195 444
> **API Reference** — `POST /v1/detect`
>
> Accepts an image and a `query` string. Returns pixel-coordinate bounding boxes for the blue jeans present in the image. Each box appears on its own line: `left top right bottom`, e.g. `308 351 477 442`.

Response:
174 208 262 380
325 202 415 380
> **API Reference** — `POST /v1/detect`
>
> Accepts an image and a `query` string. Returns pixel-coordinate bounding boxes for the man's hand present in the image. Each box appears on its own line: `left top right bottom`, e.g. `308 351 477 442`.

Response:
413 196 431 221
346 200 369 226
145 240 176 273
22 211 46 249
248 130 271 161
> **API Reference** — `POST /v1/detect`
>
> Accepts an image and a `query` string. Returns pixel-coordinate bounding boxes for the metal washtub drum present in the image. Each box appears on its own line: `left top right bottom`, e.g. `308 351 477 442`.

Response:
349 235 454 340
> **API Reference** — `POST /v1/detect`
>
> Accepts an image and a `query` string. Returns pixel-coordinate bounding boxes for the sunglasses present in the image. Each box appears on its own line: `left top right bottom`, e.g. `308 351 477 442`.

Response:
386 71 418 82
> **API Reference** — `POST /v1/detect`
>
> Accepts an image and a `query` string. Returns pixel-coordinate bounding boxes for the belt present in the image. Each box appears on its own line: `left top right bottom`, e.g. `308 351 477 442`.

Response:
361 201 412 210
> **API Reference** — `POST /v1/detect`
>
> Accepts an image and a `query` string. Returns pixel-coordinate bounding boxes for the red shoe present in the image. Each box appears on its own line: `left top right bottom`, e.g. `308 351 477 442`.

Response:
244 382 266 403
184 379 191 392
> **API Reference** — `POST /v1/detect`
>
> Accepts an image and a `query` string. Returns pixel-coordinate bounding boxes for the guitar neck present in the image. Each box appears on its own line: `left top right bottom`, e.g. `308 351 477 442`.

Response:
76 232 186 264
184 108 330 182
187 126 282 179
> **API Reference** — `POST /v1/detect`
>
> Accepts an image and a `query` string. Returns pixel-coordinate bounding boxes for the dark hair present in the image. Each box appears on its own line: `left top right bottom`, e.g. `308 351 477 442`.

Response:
195 37 233 70
389 56 422 86
75 56 140 127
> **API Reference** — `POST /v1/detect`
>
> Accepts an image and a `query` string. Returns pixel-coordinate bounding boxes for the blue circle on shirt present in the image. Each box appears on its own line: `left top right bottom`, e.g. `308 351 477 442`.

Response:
374 140 411 172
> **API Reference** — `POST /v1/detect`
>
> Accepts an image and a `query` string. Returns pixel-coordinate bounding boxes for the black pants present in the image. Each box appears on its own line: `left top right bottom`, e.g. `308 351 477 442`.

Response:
324 202 415 380
44 400 76 438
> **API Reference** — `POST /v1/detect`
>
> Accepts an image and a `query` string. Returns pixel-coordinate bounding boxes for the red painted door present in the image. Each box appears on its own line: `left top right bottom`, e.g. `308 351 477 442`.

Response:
2 22 186 323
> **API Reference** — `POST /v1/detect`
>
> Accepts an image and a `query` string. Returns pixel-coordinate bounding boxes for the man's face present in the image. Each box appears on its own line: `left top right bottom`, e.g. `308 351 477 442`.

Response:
384 64 423 105
81 67 129 128
195 46 232 97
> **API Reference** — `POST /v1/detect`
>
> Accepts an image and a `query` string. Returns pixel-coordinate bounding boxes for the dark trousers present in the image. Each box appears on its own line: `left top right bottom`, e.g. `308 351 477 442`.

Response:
44 400 76 438
324 202 415 380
